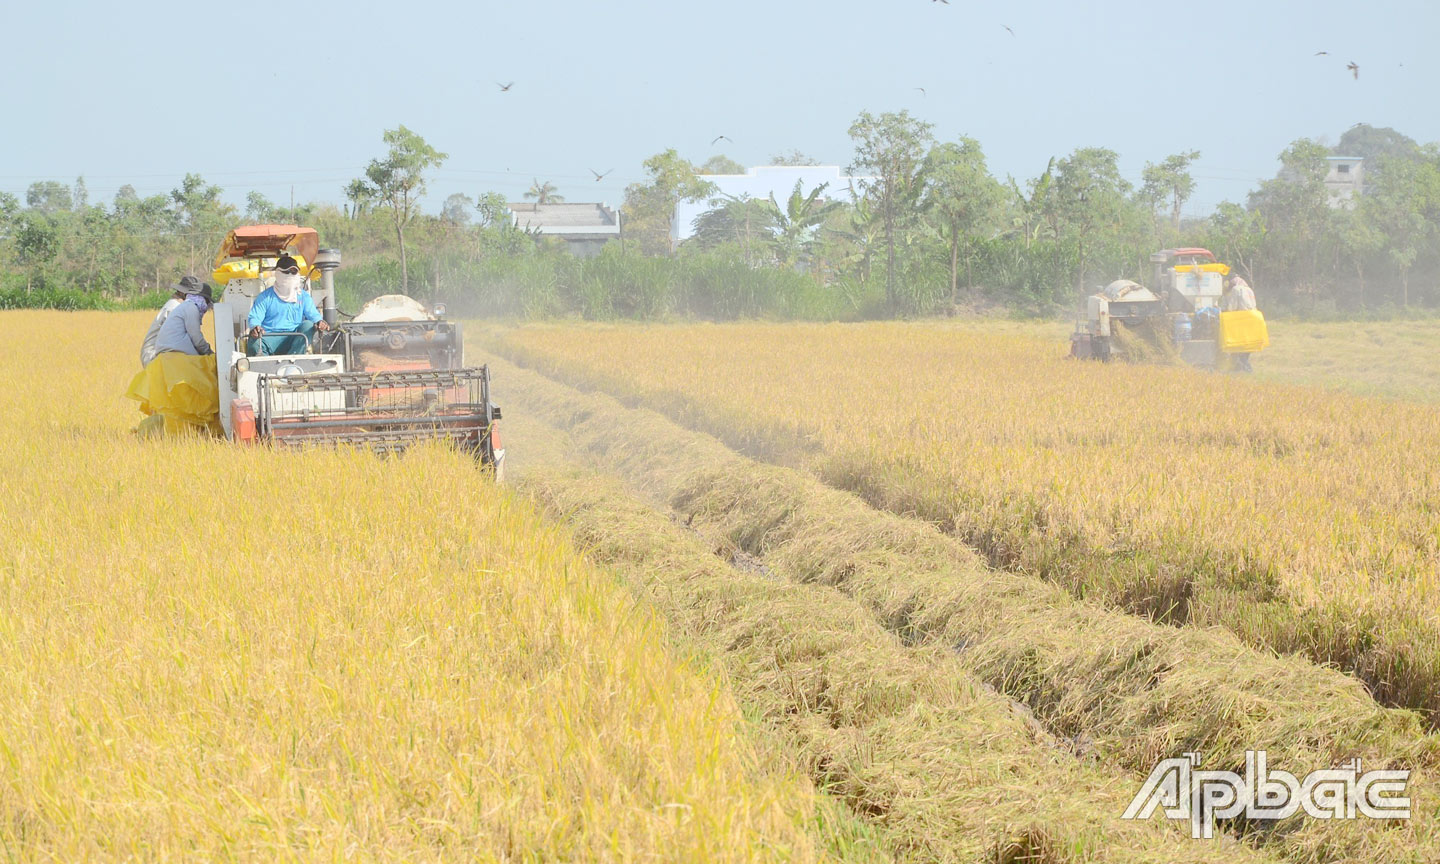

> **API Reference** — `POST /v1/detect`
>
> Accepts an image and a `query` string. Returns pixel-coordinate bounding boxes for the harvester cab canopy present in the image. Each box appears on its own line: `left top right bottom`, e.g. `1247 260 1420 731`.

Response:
212 225 337 329
1163 247 1218 266
214 225 319 266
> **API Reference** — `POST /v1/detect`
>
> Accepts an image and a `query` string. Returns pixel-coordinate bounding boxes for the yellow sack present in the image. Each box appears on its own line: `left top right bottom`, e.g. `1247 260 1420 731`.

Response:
1219 309 1269 353
212 254 314 285
125 353 222 435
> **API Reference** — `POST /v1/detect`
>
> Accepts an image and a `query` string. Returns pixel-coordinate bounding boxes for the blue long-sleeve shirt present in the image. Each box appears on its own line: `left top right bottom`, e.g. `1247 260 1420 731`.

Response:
155 300 213 355
247 287 321 332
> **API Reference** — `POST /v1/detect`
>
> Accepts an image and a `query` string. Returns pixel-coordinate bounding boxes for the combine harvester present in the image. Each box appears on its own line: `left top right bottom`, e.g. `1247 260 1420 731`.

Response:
210 224 504 477
1069 247 1268 367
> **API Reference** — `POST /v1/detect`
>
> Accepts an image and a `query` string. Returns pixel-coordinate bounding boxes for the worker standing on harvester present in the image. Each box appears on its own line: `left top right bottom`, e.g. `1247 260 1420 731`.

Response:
139 276 202 366
154 284 215 356
245 255 329 355
1222 275 1258 372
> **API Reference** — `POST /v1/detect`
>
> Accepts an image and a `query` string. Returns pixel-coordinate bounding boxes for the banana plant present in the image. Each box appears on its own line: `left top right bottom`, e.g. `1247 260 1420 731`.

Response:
769 180 842 264
1008 157 1055 249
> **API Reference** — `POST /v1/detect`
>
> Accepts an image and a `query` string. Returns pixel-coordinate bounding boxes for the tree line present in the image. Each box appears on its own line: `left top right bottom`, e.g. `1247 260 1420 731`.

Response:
2 117 1437 318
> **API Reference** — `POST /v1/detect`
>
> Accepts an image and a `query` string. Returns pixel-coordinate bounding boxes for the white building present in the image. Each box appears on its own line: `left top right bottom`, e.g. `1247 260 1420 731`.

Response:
672 165 873 247
1324 156 1365 209
508 202 621 257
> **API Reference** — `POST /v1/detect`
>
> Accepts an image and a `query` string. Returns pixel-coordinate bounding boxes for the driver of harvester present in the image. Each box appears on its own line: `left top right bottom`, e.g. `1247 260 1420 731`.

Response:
245 255 330 355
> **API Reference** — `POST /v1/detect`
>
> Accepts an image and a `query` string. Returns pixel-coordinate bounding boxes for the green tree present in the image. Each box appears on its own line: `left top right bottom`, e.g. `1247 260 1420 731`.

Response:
921 138 1005 303
170 173 224 228
847 110 934 311
699 154 746 175
1048 147 1134 299
168 173 232 274
1360 150 1440 306
72 176 89 212
524 180 563 204
344 178 374 220
829 194 883 286
1203 202 1267 284
1249 139 1332 296
354 125 448 292
14 213 59 293
1335 124 1419 165
0 192 22 288
622 150 716 256
474 192 511 229
690 194 780 262
72 204 112 289
1140 150 1200 232
25 181 72 214
441 193 474 226
1334 205 1384 300
246 191 282 222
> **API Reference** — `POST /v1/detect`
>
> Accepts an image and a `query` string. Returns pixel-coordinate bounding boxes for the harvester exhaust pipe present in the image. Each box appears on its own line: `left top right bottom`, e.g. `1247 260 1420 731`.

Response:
1150 251 1168 296
314 248 342 326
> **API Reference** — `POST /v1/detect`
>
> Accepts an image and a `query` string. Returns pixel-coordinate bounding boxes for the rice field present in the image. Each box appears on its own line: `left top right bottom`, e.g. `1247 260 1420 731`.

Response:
0 312 850 861
494 322 1440 725
484 349 1440 864
9 309 1440 862
1256 319 1440 403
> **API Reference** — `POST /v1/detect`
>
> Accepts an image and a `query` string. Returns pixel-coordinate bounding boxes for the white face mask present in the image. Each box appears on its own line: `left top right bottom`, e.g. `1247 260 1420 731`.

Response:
273 272 305 302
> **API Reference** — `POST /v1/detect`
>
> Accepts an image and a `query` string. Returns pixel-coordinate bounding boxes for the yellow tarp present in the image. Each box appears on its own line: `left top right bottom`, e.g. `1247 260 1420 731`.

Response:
211 254 315 286
1173 262 1232 275
125 353 222 436
1219 309 1270 353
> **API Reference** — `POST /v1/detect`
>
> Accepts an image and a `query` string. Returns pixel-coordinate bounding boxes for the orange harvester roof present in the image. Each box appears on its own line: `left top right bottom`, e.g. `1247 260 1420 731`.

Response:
214 225 319 266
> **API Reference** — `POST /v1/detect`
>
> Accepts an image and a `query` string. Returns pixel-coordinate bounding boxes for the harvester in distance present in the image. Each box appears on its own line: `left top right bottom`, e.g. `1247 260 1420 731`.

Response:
210 225 504 477
1069 247 1263 367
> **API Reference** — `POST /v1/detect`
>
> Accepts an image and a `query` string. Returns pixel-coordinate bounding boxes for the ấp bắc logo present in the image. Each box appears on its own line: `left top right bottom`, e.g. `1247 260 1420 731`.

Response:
1123 750 1410 839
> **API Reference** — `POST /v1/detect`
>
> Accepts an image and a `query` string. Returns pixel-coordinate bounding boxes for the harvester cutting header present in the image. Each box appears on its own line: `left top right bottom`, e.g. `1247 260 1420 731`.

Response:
129 224 503 477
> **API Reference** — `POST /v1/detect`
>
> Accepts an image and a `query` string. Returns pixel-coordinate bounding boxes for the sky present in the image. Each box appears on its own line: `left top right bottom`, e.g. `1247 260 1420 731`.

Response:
1 0 1435 219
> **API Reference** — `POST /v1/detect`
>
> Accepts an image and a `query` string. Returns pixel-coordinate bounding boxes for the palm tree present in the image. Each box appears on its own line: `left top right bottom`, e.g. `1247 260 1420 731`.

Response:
524 179 564 205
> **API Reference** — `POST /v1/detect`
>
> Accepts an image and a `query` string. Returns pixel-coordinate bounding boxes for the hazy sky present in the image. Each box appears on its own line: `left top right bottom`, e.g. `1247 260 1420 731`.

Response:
2 0 1434 218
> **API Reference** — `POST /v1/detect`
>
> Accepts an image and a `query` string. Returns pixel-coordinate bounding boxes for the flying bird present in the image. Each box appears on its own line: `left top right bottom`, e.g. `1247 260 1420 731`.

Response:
497 81 514 92
1347 61 1359 79
933 0 949 4
590 168 613 182
711 135 732 145
914 87 926 96
1003 25 1016 37
1314 51 1328 56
